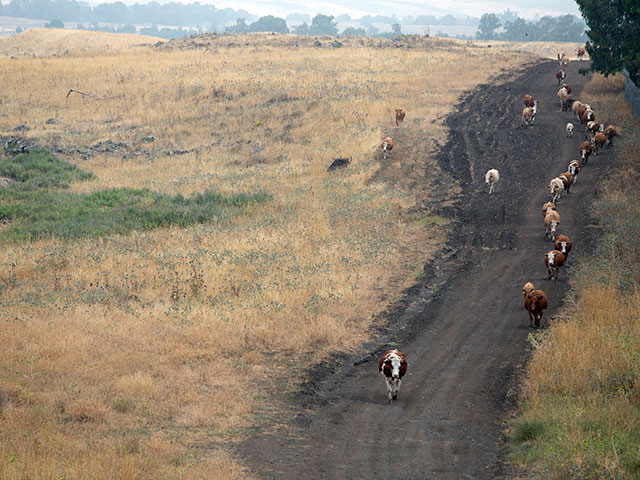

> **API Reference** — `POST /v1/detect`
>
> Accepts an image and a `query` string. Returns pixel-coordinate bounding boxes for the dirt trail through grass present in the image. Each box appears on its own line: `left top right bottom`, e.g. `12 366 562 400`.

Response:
239 59 609 479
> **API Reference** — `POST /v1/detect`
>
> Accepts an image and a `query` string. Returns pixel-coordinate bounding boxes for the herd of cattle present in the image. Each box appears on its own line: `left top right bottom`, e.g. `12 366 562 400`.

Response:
378 47 618 403
514 50 619 329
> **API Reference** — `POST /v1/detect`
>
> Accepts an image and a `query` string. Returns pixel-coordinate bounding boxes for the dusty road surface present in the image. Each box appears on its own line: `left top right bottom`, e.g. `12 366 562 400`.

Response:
239 60 607 479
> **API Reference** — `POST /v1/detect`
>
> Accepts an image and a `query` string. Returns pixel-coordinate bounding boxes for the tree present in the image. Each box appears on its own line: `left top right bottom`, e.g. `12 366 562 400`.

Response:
391 23 402 35
292 22 309 35
476 13 500 39
248 15 289 34
576 0 640 84
341 26 366 37
308 14 338 36
45 18 64 28
225 17 249 33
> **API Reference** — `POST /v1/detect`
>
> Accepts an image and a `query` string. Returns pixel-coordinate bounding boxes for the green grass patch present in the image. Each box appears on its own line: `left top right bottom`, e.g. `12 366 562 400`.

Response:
509 396 640 479
0 148 270 242
0 147 93 189
513 417 546 443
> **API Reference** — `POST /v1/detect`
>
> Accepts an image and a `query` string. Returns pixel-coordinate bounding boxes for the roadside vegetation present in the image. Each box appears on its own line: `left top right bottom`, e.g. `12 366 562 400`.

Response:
0 30 531 478
509 73 640 479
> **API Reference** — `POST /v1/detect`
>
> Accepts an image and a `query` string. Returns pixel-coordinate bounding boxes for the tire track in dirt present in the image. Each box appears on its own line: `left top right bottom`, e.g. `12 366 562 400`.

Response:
238 59 606 479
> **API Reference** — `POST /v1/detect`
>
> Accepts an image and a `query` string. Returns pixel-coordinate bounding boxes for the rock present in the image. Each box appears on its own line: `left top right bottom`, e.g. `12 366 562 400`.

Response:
328 157 351 171
45 118 60 125
142 136 155 143
0 177 13 188
13 124 29 132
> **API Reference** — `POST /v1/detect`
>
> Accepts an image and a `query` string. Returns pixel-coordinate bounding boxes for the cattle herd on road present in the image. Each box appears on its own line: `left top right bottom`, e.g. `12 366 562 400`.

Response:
518 50 619 331
378 48 618 403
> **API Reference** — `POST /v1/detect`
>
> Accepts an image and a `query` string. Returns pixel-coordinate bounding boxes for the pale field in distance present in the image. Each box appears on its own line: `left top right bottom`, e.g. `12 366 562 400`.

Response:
0 30 535 478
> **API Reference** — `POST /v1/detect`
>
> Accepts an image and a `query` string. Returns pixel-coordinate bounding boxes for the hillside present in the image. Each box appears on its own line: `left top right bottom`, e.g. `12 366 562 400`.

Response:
0 28 162 57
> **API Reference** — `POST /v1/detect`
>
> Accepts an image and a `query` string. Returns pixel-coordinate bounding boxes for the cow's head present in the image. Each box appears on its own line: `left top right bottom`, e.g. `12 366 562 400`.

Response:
384 353 405 379
556 241 568 255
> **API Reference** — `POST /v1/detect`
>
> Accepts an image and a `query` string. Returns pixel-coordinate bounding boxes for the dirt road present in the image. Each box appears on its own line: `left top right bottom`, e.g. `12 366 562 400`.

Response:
239 59 606 479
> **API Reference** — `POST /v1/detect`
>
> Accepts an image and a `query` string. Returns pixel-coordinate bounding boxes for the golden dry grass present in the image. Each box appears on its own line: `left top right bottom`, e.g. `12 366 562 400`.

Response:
0 30 534 478
0 28 163 57
473 40 587 60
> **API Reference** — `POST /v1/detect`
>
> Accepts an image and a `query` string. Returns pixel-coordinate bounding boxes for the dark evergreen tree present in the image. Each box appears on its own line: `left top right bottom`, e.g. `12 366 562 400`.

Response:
576 0 640 83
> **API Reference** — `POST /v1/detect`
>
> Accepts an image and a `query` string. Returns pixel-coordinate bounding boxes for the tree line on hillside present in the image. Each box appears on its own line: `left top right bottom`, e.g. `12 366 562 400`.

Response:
476 13 587 42
0 0 254 29
1 0 589 44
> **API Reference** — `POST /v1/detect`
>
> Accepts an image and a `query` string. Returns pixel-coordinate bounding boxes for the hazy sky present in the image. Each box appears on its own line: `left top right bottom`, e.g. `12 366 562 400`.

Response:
199 0 582 19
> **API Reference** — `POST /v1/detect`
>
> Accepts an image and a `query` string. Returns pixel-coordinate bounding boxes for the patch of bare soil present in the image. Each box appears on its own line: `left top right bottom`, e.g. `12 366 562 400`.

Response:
238 60 605 479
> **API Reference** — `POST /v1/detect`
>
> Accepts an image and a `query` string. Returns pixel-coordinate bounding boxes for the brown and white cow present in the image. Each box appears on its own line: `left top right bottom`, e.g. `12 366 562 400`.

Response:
526 289 548 329
559 171 574 194
554 234 572 260
577 46 586 61
579 141 593 165
545 250 565 280
544 210 561 240
572 100 584 120
522 106 536 126
556 69 566 84
395 108 406 126
379 349 408 404
561 83 572 95
541 201 557 218
566 122 574 138
382 136 393 160
604 125 620 145
548 177 564 203
523 94 536 107
568 160 581 184
586 121 603 139
485 168 500 194
581 109 595 124
522 282 535 308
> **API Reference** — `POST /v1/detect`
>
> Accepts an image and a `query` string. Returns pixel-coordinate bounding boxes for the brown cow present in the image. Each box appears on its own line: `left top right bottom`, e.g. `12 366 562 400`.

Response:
545 250 565 280
379 349 408 403
544 210 561 240
581 109 595 124
395 108 406 126
556 69 566 84
523 95 536 107
577 46 586 61
554 234 572 260
381 136 393 160
526 289 548 329
591 132 606 154
522 282 535 307
579 140 593 164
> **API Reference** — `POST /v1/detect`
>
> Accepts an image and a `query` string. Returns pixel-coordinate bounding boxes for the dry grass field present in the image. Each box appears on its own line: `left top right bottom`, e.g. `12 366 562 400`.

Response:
0 30 536 478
